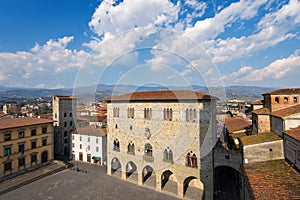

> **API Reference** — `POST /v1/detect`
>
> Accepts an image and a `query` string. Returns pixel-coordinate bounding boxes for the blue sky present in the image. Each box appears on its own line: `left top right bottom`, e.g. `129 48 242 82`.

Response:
0 0 299 89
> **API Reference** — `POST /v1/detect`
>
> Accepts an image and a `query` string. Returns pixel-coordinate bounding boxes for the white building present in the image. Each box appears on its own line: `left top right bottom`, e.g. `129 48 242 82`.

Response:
72 126 107 165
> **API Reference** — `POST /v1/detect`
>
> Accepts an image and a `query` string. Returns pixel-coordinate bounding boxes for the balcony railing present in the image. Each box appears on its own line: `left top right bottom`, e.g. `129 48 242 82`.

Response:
143 155 154 162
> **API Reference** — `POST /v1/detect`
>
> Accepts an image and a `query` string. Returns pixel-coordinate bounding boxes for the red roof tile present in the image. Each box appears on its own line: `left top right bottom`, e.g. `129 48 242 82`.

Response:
225 116 252 133
285 126 300 142
0 117 54 130
244 160 300 200
250 100 263 105
263 88 300 95
72 126 107 137
272 104 300 118
104 90 214 102
252 107 270 115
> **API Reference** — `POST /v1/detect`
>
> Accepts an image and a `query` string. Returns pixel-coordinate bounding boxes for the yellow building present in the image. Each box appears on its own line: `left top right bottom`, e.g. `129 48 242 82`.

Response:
0 117 54 180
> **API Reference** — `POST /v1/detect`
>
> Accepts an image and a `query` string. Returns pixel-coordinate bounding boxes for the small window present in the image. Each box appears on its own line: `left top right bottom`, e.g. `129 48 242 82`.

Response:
4 133 11 141
4 147 11 156
115 124 118 129
72 143 75 148
88 145 90 150
4 161 12 171
96 138 99 144
70 121 73 127
79 136 82 141
294 97 298 103
31 154 37 163
275 97 279 103
18 157 25 167
42 139 47 146
64 112 67 117
88 137 90 142
18 144 25 153
18 131 25 138
64 131 68 137
96 147 99 152
64 139 68 143
69 113 73 117
113 139 120 152
31 129 37 136
284 97 288 103
31 141 37 149
42 127 47 134
54 113 57 119
80 144 82 149
72 135 75 140
225 155 230 159
64 122 67 127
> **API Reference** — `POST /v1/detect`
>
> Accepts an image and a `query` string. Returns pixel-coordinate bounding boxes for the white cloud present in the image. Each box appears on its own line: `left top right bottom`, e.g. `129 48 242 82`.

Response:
209 0 300 63
89 0 180 37
0 36 88 86
223 50 300 84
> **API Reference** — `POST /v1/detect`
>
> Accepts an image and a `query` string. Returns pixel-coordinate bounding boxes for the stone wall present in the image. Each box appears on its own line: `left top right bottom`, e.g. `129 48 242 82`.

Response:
243 140 284 164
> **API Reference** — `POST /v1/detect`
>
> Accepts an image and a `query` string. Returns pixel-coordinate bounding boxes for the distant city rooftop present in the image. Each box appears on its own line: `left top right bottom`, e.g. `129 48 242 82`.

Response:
244 159 300 200
263 88 300 95
104 90 215 102
239 132 281 145
0 117 54 130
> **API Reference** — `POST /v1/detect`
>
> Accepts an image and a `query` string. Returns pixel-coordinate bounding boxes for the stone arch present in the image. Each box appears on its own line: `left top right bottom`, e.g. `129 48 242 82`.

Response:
126 161 137 180
142 165 156 187
111 157 122 177
183 176 204 199
161 170 178 193
214 166 241 200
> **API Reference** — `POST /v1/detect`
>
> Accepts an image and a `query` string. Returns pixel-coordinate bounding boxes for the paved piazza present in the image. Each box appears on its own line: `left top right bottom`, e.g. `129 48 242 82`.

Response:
1 161 178 200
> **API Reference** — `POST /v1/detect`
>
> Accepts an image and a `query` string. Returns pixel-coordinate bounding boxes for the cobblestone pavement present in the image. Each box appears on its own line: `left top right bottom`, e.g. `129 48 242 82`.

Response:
0 160 66 195
1 161 179 200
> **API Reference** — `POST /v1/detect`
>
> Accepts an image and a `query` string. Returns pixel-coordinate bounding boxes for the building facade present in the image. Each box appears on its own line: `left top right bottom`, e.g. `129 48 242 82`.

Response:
52 96 77 159
105 90 217 199
0 117 54 180
72 126 107 165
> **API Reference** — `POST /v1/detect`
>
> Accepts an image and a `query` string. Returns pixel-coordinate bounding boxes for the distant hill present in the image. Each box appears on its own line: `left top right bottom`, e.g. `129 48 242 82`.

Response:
0 84 277 101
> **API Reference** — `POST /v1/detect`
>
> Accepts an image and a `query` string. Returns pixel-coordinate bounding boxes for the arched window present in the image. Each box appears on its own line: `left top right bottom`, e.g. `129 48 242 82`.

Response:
275 97 279 103
163 148 173 163
163 108 167 120
64 112 67 117
127 142 135 155
186 109 189 121
293 97 298 103
284 97 288 103
193 109 197 122
169 109 173 121
115 124 118 129
186 151 197 168
113 139 120 152
144 108 147 118
144 143 153 162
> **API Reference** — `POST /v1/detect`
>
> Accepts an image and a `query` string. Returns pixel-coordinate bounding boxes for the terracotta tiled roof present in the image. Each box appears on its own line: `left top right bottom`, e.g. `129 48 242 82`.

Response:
225 116 252 133
53 95 75 100
244 160 300 200
239 132 281 145
285 126 300 142
77 115 106 122
252 107 270 115
104 90 215 102
0 117 54 130
271 104 300 118
250 100 263 105
72 126 107 137
263 88 300 95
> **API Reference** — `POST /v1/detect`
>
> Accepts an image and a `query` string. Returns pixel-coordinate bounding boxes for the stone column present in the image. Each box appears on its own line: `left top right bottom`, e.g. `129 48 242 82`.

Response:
177 182 184 198
121 164 127 180
156 174 161 192
138 172 143 186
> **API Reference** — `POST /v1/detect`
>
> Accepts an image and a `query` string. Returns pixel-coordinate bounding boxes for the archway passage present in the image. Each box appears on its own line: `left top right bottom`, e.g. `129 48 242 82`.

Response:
142 165 156 188
214 166 241 200
126 161 138 182
161 170 177 194
41 151 48 163
183 176 204 200
111 157 122 178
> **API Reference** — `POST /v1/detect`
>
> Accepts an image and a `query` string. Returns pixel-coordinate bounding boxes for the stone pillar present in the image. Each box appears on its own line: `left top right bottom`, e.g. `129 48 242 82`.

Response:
177 182 184 198
156 174 161 192
121 164 127 180
138 172 143 186
107 161 112 175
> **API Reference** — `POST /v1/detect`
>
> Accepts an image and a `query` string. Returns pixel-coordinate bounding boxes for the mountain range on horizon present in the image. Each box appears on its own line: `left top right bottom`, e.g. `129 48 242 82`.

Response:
0 84 279 102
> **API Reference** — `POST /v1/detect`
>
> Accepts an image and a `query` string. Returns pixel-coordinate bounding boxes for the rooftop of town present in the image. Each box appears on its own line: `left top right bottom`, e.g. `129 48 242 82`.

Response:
0 117 54 130
239 132 281 146
244 159 300 200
